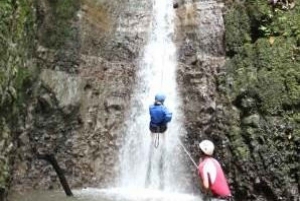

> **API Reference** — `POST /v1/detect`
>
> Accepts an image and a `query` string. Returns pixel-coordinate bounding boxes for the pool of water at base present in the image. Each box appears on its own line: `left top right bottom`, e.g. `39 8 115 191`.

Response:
9 187 205 201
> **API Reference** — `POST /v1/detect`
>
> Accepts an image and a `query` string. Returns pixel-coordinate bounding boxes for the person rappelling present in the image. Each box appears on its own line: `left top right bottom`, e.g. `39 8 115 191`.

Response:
149 93 172 147
198 140 233 201
145 93 172 189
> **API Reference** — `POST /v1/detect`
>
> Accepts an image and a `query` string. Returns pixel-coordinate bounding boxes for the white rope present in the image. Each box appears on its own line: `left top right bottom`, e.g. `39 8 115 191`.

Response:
154 133 160 148
178 139 198 169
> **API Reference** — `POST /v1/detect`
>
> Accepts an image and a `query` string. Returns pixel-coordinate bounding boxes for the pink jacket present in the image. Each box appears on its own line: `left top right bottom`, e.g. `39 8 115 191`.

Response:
198 157 231 197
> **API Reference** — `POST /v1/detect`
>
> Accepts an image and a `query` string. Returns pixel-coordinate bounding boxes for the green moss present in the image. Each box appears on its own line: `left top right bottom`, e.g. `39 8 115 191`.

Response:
0 0 36 195
236 146 250 160
292 113 300 123
222 1 300 199
40 0 80 49
224 3 251 55
0 119 11 190
223 35 300 114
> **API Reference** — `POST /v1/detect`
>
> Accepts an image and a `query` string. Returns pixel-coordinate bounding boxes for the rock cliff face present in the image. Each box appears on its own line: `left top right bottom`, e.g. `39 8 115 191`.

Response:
176 1 299 201
9 0 299 201
12 0 152 190
0 1 36 200
174 0 226 193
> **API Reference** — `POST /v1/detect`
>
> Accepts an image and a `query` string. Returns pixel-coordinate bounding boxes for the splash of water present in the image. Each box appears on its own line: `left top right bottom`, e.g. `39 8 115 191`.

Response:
75 188 200 201
119 0 190 194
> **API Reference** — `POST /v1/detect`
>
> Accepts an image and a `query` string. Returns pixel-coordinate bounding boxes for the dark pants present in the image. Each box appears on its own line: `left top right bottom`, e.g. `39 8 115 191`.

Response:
149 125 167 133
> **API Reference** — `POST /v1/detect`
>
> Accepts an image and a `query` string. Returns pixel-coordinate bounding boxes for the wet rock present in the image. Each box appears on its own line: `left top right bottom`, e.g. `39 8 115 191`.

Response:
0 140 4 151
19 133 30 145
186 55 198 65
38 93 54 109
40 69 86 114
242 114 260 128
240 97 256 110
173 2 179 9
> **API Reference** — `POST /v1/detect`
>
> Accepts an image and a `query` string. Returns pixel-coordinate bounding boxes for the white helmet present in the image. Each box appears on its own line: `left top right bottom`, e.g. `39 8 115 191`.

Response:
199 140 215 156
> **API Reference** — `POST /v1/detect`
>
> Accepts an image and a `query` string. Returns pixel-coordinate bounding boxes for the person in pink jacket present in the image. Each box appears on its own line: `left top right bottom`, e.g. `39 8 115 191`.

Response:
198 140 233 201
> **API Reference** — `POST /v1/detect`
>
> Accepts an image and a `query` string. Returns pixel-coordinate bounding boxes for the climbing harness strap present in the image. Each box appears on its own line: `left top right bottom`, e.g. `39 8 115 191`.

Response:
154 133 160 148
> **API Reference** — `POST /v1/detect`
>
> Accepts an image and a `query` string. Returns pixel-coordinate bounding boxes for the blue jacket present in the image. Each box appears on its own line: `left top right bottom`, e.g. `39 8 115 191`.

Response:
149 104 172 127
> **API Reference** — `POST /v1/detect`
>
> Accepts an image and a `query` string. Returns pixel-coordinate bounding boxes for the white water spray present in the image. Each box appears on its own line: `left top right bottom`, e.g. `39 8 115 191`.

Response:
119 0 190 194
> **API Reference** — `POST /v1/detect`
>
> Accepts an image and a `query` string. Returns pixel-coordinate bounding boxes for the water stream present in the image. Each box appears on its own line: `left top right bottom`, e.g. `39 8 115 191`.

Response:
115 0 199 200
119 0 187 192
10 188 201 201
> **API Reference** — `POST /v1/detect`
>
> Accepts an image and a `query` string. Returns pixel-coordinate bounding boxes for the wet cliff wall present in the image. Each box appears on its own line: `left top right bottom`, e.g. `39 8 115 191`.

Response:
174 0 226 194
11 0 152 191
175 0 299 201
219 2 299 200
0 0 36 200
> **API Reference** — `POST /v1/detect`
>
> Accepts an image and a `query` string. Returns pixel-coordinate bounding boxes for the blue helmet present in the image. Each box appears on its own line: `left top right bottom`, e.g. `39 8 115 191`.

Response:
155 93 166 103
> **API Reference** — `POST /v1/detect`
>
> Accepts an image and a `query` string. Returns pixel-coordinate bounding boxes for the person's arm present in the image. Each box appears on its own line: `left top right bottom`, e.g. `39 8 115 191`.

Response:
202 170 210 189
163 107 172 123
201 170 213 201
202 160 216 191
198 163 211 199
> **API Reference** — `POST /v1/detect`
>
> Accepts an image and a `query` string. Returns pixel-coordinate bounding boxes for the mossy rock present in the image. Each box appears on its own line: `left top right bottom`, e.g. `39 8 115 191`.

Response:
0 0 36 196
222 0 300 199
38 0 80 49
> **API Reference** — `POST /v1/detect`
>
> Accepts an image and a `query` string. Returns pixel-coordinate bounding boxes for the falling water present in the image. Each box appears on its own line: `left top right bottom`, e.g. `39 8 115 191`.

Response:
119 0 191 195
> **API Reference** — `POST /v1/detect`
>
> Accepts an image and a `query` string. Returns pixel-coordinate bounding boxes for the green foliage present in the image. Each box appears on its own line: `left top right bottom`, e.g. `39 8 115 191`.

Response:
224 3 251 55
255 118 299 187
0 0 36 110
225 1 300 50
223 1 300 199
0 0 36 193
39 0 80 48
224 36 300 114
0 119 11 189
258 6 300 39
223 1 300 114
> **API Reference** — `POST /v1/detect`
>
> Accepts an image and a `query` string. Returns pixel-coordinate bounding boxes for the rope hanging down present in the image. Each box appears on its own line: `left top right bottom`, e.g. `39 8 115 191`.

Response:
160 64 164 88
151 131 198 169
178 140 198 169
154 133 160 148
153 134 198 168
177 127 198 169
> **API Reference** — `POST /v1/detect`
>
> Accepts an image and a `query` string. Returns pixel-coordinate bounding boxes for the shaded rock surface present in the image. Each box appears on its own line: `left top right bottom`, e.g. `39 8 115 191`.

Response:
11 0 151 191
173 0 226 192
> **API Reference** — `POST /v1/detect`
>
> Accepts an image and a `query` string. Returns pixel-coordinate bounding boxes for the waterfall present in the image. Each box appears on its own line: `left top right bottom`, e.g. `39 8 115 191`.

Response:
119 0 189 193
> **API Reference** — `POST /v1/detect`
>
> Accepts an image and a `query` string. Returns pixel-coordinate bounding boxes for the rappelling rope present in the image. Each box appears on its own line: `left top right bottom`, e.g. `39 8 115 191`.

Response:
154 133 160 148
159 57 164 89
177 126 198 169
153 132 198 168
178 139 198 169
160 63 164 88
154 54 164 150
